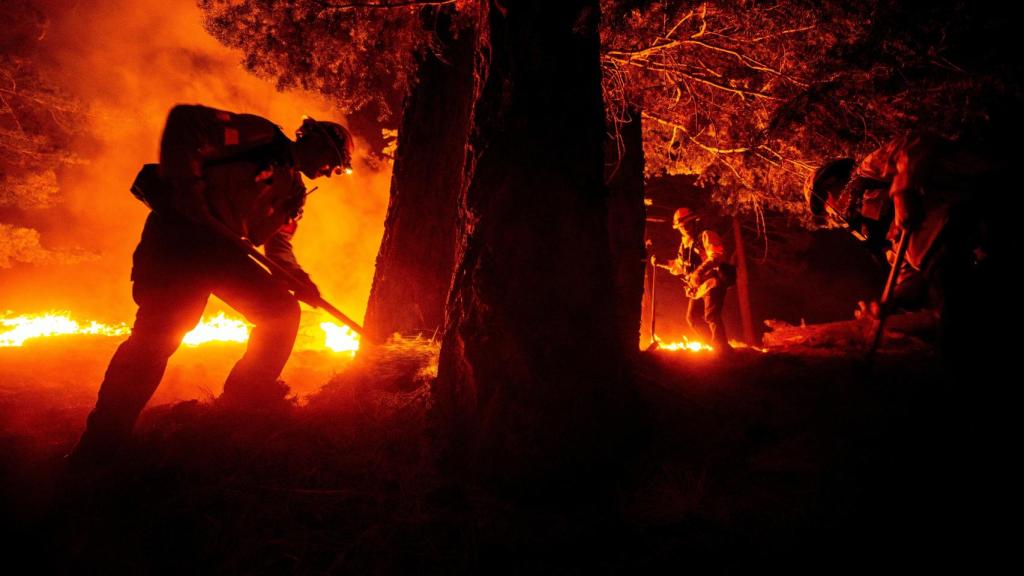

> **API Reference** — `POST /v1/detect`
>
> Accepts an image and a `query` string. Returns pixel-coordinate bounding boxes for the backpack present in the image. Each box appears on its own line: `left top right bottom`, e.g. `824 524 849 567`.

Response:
131 120 295 211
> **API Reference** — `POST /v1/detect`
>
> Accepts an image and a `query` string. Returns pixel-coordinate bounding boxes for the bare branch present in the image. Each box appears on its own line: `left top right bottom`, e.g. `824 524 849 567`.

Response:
746 24 816 43
604 33 807 89
755 144 815 173
604 40 686 60
605 55 781 101
314 0 455 10
683 39 807 86
929 57 967 74
641 111 750 155
0 87 80 114
752 149 808 180
721 156 751 188
693 4 708 39
0 94 25 133
1 70 17 92
664 9 696 39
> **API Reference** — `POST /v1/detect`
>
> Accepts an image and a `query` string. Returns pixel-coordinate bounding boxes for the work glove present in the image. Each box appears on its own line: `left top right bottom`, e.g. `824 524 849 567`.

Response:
854 300 881 321
292 278 321 306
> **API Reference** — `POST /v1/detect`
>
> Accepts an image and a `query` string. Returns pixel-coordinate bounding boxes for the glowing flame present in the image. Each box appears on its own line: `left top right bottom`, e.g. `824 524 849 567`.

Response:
181 312 251 346
320 322 360 355
1 311 130 347
4 310 362 356
654 336 715 352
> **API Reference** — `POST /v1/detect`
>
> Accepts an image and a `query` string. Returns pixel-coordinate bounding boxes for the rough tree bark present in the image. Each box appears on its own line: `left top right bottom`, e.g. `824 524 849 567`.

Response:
605 108 647 353
435 0 628 485
363 19 476 341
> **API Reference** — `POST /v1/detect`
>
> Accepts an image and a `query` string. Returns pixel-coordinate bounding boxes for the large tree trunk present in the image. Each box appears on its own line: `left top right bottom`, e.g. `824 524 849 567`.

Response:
435 0 627 485
605 108 647 353
363 21 475 341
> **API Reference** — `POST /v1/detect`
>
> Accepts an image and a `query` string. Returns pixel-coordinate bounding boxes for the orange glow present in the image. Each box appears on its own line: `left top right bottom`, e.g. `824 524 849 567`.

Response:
3 310 362 356
0 0 389 337
320 322 361 356
654 336 715 352
181 312 251 347
1 311 130 347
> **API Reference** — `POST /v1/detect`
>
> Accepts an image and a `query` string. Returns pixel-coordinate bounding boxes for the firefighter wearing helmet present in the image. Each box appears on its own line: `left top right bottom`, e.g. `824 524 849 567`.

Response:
655 207 735 351
804 132 1002 364
69 104 355 466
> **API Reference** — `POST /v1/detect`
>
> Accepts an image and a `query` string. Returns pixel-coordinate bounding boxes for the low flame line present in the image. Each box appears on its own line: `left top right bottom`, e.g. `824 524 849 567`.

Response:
2 311 360 354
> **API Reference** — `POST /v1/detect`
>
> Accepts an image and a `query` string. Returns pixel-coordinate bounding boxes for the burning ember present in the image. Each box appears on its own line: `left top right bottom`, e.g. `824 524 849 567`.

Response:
654 336 715 352
181 312 250 346
2 310 361 354
320 322 361 356
1 311 129 347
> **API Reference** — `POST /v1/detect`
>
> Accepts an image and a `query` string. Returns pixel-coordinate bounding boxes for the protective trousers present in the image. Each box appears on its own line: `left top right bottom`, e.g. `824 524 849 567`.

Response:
74 212 299 458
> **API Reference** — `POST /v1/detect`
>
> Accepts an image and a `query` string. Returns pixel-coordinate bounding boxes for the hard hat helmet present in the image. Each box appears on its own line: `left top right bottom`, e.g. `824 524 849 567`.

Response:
672 207 699 229
297 116 354 173
805 158 855 217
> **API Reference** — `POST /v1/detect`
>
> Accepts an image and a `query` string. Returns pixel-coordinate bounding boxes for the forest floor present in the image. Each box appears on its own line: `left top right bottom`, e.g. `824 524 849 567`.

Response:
0 333 1008 574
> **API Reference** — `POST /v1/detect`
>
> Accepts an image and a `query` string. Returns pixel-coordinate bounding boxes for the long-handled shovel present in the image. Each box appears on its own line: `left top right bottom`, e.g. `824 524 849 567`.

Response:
133 163 372 343
866 227 911 362
222 232 374 344
647 255 659 351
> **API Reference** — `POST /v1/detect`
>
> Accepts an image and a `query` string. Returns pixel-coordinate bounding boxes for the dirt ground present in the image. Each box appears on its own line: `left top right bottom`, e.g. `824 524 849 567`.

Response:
0 337 1010 574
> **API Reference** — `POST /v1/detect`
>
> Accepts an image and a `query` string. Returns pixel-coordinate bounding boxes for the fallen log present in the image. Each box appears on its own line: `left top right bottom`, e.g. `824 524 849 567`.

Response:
763 310 939 350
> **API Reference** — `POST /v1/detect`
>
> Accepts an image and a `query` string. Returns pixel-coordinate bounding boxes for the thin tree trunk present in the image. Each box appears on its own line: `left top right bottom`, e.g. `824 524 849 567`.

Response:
363 20 475 341
605 108 647 353
732 217 755 344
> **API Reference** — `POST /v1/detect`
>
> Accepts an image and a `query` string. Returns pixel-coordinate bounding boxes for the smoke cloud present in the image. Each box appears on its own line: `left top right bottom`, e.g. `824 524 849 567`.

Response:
0 0 389 324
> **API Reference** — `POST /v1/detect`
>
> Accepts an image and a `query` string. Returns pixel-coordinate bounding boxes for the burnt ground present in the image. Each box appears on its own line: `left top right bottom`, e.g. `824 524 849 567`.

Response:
0 339 1011 574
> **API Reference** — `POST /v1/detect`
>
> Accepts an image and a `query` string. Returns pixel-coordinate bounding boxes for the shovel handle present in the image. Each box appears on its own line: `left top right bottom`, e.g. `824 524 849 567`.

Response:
223 233 371 342
868 228 911 356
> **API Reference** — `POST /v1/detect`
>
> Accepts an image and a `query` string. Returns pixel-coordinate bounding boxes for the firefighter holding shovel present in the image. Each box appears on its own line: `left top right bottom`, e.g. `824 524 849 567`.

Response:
806 132 1001 363
70 104 358 465
652 207 736 352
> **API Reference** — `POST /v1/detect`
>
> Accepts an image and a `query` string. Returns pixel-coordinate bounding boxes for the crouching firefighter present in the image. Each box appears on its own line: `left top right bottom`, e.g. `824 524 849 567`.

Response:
804 132 1001 362
69 104 354 465
654 207 736 351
